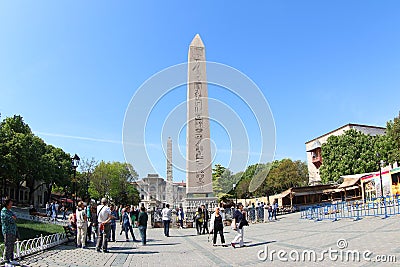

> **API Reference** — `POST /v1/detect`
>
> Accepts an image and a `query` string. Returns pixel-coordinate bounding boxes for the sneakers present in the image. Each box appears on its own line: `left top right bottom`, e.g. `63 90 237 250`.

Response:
9 260 19 266
231 243 236 248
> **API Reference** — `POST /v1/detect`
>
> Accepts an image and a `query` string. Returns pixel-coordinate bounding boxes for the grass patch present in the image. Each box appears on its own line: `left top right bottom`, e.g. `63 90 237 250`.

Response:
0 219 64 243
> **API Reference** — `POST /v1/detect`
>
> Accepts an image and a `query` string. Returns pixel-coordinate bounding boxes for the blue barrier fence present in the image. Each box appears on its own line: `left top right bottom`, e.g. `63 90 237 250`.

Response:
300 195 400 221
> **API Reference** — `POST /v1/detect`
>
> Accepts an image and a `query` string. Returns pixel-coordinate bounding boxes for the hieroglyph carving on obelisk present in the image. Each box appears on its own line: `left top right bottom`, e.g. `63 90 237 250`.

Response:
186 34 213 195
166 137 174 205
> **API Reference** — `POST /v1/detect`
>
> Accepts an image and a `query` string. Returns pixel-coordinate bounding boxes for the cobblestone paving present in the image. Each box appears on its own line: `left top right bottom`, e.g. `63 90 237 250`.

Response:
18 213 400 266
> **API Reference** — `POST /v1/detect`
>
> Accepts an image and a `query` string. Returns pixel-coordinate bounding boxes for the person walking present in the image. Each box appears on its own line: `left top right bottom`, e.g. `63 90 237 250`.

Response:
210 207 227 247
272 201 278 220
61 203 67 220
137 206 148 245
201 205 209 234
231 204 247 248
268 204 273 221
177 207 184 229
195 207 203 235
88 203 98 243
96 198 113 253
76 201 88 249
122 206 135 241
161 204 172 237
110 204 118 242
1 199 19 266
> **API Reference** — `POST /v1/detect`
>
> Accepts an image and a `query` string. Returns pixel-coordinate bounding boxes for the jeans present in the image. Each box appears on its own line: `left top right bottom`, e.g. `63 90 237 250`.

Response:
138 225 147 245
110 224 116 241
96 223 111 251
4 233 16 262
163 220 170 237
123 224 136 240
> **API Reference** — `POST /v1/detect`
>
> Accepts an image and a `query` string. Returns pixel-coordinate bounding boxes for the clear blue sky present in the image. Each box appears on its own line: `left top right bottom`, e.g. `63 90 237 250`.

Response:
1 1 399 181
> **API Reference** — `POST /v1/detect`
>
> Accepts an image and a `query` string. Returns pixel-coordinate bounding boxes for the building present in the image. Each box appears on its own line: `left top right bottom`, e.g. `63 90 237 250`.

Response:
305 123 386 185
134 173 186 209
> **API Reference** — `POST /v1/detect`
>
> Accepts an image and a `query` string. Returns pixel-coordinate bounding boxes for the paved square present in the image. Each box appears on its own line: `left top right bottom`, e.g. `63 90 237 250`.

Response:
19 213 399 266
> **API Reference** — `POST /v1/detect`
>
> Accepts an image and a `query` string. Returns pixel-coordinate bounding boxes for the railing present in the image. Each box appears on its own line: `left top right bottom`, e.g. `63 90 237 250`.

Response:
14 212 68 226
300 195 400 221
1 232 67 263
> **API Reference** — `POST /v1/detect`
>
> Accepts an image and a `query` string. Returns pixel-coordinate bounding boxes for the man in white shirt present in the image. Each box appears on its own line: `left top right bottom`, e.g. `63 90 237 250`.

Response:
96 198 113 252
161 204 172 237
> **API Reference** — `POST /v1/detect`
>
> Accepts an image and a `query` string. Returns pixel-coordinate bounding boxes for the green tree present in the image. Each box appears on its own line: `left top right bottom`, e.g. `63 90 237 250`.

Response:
89 161 139 205
386 112 400 162
319 129 395 184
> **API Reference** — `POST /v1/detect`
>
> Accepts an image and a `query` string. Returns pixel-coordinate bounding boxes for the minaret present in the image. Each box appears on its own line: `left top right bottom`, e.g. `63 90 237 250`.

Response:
186 34 213 196
166 137 174 206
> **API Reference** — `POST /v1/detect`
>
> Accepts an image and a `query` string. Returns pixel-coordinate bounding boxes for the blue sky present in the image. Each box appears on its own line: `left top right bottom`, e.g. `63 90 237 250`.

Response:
1 1 399 181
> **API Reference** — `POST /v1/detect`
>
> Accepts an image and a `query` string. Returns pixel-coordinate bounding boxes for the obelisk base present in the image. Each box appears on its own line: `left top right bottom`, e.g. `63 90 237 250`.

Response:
183 194 218 227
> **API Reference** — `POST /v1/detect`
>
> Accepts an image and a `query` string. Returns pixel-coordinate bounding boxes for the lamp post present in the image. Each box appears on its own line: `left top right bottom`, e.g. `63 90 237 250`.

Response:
376 153 388 218
233 183 237 207
71 154 80 211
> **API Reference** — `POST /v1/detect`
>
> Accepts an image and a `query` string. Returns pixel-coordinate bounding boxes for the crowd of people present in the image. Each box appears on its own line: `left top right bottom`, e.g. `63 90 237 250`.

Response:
66 198 149 252
0 197 278 266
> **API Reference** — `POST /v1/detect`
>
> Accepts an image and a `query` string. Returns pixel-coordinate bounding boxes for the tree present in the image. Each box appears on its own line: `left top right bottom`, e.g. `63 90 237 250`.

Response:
89 161 139 205
0 115 35 202
319 129 395 184
386 112 400 162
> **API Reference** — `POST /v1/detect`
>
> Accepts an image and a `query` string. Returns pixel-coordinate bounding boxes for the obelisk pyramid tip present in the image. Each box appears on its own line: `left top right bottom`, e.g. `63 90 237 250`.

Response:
190 34 204 47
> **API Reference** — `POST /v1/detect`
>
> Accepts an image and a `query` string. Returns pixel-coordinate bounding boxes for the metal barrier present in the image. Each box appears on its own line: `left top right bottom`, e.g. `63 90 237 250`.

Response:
300 195 400 221
1 232 67 263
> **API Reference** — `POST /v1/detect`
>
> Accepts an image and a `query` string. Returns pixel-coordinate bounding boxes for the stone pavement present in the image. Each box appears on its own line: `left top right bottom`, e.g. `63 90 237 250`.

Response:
18 213 400 267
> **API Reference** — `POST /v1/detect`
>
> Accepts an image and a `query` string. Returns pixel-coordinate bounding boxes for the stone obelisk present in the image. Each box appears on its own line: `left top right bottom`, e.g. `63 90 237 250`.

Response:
166 137 173 206
186 34 214 200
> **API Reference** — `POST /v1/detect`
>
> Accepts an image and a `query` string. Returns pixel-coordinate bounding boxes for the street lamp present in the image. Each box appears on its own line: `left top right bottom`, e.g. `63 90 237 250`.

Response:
233 183 237 207
376 153 388 218
71 154 80 211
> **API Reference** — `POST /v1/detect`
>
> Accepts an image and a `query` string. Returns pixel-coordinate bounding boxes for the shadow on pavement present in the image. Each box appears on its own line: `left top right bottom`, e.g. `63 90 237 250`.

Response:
143 243 180 246
244 240 276 247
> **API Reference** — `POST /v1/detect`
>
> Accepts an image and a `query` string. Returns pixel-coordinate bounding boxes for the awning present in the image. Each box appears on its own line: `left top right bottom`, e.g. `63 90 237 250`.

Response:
343 185 359 191
338 173 372 188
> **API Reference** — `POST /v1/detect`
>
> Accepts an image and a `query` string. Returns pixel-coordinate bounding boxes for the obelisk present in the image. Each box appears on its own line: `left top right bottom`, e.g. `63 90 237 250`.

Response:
186 34 213 196
166 137 173 206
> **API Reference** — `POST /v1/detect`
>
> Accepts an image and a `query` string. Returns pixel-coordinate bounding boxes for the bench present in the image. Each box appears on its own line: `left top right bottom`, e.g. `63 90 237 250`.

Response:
63 225 76 243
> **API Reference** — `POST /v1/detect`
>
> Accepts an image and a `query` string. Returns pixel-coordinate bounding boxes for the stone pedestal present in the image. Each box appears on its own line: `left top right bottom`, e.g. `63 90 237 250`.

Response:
184 194 218 222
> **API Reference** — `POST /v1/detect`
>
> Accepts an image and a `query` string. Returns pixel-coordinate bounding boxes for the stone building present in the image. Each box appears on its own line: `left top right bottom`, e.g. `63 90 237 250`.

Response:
305 123 386 185
134 173 186 209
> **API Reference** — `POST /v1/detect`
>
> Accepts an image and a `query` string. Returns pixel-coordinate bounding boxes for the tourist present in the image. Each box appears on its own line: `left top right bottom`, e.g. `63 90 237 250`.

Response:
118 204 123 224
195 207 203 235
231 203 247 248
130 206 138 240
122 206 135 241
177 207 184 229
45 202 51 217
76 201 88 249
88 203 98 243
61 203 67 220
137 206 148 245
96 198 113 253
210 207 227 247
201 204 209 234
110 204 118 242
272 201 278 220
161 204 172 237
267 204 273 221
1 199 19 265
54 201 59 218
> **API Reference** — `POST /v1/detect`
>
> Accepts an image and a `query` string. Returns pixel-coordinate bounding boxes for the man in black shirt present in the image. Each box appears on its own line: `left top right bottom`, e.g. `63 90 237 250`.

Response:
231 203 245 248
